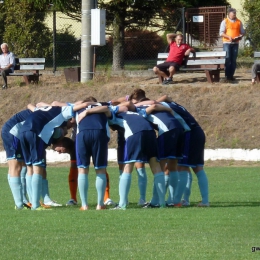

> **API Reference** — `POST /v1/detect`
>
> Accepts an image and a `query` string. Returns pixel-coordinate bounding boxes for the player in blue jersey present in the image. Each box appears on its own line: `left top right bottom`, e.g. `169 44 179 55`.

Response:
78 104 166 209
157 95 209 207
19 103 87 210
134 102 186 207
73 97 110 210
1 109 33 210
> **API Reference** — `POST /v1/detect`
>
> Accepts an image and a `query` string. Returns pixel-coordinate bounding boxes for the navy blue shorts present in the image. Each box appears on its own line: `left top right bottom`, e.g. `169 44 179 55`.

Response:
178 127 205 167
157 128 184 160
156 61 180 76
1 129 24 161
118 130 158 164
76 130 109 169
19 131 47 167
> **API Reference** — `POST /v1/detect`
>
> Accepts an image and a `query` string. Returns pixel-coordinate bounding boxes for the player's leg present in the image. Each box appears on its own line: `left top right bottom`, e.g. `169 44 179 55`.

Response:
20 163 29 205
76 131 91 210
135 162 147 205
117 163 134 209
66 161 78 205
41 168 62 207
8 159 24 209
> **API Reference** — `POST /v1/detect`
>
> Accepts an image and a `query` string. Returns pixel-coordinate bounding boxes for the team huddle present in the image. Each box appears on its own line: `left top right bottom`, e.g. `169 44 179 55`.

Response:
2 89 209 210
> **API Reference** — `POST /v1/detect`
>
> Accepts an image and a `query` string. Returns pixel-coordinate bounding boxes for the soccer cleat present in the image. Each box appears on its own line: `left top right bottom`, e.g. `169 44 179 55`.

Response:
110 205 126 210
44 200 62 207
15 206 29 210
66 199 78 206
104 198 115 206
197 202 210 207
80 206 89 211
137 199 149 206
166 202 174 208
173 203 182 208
142 202 160 208
31 206 52 211
23 202 32 209
96 205 106 210
181 199 190 206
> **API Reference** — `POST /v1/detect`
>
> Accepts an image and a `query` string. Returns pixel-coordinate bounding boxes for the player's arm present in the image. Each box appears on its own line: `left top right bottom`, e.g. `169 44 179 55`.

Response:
110 95 130 105
36 102 52 107
145 104 174 116
27 103 36 111
77 106 112 123
156 95 173 103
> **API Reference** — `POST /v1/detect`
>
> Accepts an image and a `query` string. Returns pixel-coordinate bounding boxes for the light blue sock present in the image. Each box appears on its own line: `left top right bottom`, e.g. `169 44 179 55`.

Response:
150 183 159 205
119 173 131 208
154 172 166 207
20 167 28 204
96 173 106 206
196 170 209 204
9 176 23 208
167 171 179 204
42 179 52 204
78 174 88 207
7 174 10 186
174 171 188 204
164 174 169 191
183 172 193 203
26 174 33 203
136 167 147 201
31 174 42 209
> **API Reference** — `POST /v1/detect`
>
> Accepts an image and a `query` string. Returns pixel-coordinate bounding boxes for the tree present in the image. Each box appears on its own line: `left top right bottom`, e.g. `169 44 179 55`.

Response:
29 0 230 69
2 0 52 58
242 0 260 51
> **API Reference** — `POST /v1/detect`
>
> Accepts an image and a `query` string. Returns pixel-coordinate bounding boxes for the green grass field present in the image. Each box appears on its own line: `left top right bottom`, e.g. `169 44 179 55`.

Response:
0 166 259 260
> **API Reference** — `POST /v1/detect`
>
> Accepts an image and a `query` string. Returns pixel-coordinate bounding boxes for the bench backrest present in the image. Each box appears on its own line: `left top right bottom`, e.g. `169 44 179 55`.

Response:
157 51 226 68
254 52 260 64
14 58 45 70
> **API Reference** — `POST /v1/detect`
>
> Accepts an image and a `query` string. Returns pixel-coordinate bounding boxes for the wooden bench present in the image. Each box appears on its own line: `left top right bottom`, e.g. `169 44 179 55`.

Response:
253 52 260 83
0 58 45 85
156 51 226 83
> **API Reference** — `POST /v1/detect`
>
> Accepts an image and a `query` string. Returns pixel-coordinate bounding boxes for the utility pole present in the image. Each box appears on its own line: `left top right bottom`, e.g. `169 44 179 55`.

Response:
81 0 95 82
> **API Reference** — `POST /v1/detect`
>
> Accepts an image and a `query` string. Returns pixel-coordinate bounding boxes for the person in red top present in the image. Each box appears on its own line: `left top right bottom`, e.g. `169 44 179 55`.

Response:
153 33 195 85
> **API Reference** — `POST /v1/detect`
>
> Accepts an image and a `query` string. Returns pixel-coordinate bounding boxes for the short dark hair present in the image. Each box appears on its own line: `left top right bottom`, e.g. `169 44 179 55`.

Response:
83 96 97 102
129 89 146 101
228 8 236 14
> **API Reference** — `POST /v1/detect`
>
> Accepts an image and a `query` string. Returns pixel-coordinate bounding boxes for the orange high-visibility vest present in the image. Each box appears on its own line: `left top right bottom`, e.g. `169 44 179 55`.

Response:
223 18 241 42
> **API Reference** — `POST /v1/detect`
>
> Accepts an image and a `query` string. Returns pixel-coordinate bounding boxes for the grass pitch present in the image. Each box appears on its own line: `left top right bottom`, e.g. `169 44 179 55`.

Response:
0 166 259 260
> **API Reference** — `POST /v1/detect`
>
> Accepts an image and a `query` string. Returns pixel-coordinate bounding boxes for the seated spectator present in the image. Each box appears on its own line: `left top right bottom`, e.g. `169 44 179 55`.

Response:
0 43 15 89
153 33 195 85
251 63 260 84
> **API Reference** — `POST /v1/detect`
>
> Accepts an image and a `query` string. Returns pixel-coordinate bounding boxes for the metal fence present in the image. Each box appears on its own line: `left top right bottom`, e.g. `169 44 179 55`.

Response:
1 8 235 72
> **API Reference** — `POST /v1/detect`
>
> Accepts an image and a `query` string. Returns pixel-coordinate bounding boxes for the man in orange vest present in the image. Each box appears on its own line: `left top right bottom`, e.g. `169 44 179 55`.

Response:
219 8 245 82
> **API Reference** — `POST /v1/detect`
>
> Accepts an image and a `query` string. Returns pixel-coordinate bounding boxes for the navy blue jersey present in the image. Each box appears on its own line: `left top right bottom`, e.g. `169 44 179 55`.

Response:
2 109 32 139
20 106 74 144
108 110 154 140
76 106 110 139
161 102 200 129
136 106 183 136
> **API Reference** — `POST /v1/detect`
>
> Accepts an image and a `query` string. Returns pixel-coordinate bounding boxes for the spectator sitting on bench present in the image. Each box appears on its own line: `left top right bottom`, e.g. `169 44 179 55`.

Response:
0 43 15 89
153 33 195 85
251 63 260 85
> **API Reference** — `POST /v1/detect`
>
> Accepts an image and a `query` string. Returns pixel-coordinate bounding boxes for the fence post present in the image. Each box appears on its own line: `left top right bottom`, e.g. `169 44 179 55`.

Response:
181 7 186 44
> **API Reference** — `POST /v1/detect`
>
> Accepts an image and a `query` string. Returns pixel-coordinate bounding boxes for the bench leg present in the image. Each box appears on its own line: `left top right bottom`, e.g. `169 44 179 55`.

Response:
205 70 220 83
23 75 39 85
256 72 260 83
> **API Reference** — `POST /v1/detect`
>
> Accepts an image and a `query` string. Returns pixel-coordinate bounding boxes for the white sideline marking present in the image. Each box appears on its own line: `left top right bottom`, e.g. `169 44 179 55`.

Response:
0 149 260 164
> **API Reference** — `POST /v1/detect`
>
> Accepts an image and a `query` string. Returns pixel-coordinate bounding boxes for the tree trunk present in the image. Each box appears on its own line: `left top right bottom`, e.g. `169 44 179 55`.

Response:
112 14 124 71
